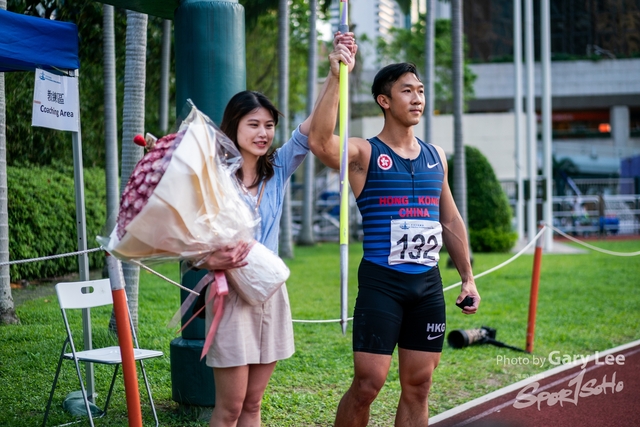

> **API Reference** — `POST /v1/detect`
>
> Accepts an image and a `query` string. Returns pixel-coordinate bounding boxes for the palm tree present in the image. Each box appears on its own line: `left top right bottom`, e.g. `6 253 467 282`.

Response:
278 0 293 258
298 0 318 246
0 0 18 326
111 10 148 330
103 4 119 248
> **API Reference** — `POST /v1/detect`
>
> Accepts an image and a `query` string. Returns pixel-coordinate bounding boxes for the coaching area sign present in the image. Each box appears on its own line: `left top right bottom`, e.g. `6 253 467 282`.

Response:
32 68 79 132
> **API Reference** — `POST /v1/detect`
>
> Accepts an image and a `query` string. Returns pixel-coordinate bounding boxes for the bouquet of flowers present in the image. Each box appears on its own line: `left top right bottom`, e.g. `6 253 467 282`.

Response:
99 103 256 261
98 102 290 356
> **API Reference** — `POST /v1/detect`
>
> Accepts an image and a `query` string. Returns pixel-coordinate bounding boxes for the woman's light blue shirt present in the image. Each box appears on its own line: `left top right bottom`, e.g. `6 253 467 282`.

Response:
242 125 309 253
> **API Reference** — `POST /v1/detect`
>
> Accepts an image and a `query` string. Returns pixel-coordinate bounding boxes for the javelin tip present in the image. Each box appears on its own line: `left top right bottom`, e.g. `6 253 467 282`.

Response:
339 0 348 32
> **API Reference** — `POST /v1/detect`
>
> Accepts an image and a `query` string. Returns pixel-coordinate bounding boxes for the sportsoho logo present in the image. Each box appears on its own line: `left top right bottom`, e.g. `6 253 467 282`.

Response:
508 351 626 411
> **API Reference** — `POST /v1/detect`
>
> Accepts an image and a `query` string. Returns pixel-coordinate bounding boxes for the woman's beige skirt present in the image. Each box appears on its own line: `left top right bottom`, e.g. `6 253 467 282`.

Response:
205 282 295 368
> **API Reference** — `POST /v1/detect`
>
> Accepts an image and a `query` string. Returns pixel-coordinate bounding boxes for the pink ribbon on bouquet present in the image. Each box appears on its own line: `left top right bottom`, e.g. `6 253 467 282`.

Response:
176 270 228 360
170 271 210 329
200 270 228 360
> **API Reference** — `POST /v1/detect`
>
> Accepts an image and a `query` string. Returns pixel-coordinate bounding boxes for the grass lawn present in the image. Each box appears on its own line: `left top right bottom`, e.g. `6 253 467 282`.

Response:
2 239 639 426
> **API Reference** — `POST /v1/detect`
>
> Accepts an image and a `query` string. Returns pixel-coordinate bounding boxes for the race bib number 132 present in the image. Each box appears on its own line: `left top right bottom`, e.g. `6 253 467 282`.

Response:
388 219 443 267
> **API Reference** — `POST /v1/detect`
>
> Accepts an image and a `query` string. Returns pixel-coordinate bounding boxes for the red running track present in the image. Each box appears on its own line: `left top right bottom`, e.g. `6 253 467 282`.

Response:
430 340 640 427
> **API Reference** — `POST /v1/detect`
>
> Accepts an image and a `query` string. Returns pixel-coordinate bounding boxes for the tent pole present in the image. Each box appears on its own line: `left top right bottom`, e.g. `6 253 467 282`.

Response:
70 69 94 400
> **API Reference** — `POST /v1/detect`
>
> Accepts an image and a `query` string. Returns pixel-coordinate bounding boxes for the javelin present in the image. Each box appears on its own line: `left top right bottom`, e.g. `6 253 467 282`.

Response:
339 0 349 336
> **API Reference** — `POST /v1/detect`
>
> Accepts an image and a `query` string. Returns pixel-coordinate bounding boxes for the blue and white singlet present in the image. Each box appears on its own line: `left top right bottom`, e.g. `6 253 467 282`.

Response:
356 136 445 274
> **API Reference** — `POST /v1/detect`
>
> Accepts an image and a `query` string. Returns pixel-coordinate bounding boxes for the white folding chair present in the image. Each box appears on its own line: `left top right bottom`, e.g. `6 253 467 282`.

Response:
43 279 163 427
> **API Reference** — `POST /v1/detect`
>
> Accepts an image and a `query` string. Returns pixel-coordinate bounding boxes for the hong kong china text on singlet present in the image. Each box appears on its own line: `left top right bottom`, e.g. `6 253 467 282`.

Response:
356 137 444 274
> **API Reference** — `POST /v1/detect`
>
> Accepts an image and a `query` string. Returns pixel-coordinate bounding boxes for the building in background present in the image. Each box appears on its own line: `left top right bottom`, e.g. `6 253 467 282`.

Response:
464 0 640 180
336 0 640 182
304 1 640 237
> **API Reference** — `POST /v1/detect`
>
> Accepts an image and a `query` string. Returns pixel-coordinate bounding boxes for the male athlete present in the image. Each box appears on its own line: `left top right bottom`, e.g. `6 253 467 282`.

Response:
309 40 481 427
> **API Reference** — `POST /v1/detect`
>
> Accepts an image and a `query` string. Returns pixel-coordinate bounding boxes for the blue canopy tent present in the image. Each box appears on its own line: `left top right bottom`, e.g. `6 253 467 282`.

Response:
0 9 79 73
0 6 101 400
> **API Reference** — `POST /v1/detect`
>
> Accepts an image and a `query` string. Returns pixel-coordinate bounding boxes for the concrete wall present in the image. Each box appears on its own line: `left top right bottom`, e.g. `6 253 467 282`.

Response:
469 58 640 111
472 58 640 100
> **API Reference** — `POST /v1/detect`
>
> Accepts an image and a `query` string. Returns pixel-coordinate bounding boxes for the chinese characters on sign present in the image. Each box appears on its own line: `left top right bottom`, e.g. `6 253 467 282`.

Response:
32 68 79 132
47 90 65 104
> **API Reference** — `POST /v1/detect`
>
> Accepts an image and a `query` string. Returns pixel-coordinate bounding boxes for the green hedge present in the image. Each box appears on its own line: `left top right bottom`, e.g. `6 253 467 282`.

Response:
448 146 517 253
7 165 107 281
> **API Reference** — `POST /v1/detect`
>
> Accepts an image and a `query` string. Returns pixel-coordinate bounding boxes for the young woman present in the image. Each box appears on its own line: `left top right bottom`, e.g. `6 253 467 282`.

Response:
198 33 356 427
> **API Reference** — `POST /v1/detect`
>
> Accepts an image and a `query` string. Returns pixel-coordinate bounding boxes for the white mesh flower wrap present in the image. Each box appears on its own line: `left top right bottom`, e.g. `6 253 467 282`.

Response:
98 102 289 305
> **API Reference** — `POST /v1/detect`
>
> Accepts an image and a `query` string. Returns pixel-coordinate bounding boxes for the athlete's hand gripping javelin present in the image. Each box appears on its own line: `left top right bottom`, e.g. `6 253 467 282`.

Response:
330 31 358 76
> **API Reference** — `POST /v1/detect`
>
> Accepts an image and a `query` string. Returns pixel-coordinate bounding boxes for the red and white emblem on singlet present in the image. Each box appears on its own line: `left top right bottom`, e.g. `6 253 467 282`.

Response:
377 154 393 170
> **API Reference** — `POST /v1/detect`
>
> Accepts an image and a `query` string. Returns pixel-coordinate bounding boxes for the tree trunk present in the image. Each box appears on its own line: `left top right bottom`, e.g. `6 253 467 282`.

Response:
159 19 171 133
110 10 147 331
451 0 467 224
103 4 119 237
278 0 293 258
298 0 318 246
0 0 18 325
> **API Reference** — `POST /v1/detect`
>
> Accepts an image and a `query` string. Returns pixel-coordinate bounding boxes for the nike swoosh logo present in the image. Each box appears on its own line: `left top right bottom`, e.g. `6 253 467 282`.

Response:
427 334 443 340
427 162 439 169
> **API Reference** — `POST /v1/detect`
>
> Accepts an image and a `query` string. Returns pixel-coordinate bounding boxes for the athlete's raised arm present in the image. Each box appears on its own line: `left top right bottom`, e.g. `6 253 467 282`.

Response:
308 32 363 170
299 33 354 138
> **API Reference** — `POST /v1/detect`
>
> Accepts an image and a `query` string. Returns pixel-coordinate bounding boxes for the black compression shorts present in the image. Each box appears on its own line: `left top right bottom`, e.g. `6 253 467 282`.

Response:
352 259 446 355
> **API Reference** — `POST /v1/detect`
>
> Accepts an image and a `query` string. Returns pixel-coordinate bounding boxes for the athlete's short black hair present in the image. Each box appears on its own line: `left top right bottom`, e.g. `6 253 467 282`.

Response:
371 63 421 114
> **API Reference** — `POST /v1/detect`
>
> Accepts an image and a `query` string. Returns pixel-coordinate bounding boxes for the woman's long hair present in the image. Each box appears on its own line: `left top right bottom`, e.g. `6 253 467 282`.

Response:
220 91 282 188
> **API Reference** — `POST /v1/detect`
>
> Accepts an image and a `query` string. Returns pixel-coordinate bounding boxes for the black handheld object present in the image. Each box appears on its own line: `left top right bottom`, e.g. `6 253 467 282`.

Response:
456 295 474 309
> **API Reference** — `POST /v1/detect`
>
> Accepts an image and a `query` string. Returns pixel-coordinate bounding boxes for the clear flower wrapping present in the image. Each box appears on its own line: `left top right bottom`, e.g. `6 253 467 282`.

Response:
98 102 289 305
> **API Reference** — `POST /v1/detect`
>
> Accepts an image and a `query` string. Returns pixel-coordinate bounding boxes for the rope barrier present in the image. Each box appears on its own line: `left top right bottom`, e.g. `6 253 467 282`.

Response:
546 223 640 257
5 225 639 326
131 260 199 296
0 247 103 266
293 317 353 324
442 226 547 293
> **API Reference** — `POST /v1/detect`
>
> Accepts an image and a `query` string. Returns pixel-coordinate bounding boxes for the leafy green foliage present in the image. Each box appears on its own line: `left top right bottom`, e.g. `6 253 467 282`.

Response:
7 165 107 280
448 146 517 252
240 0 332 31
375 17 477 113
470 228 517 253
244 0 330 123
241 0 278 30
